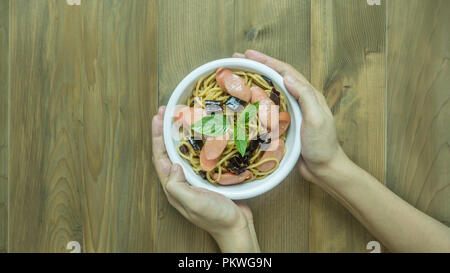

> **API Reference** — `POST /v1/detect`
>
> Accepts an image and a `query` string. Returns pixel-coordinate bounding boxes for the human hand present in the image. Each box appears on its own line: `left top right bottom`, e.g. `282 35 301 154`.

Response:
233 50 349 184
152 106 260 252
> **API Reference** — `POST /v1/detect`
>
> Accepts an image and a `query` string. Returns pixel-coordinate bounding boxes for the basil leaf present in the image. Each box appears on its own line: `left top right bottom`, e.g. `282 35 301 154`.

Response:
234 123 247 157
238 102 259 124
233 102 259 157
191 114 229 137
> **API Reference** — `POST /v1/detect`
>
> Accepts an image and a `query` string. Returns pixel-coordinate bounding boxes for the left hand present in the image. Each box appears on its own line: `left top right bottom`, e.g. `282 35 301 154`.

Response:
152 106 260 252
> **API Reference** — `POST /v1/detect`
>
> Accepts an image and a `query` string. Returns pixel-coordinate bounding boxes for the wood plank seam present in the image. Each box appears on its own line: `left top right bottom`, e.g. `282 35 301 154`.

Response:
0 0 9 253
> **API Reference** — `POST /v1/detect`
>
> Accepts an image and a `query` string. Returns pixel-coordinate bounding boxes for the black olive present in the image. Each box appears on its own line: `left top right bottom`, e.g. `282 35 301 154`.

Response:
271 87 280 96
258 133 272 144
230 156 243 166
247 139 260 154
258 133 272 151
179 144 189 155
205 100 222 107
238 167 247 174
270 92 280 105
224 96 246 112
269 88 281 105
261 75 274 87
199 171 207 179
227 155 249 175
187 136 204 151
228 166 246 175
242 153 251 165
205 100 223 115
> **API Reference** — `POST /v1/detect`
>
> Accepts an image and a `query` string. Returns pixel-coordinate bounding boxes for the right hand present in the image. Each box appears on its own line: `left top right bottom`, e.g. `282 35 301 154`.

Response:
233 50 347 184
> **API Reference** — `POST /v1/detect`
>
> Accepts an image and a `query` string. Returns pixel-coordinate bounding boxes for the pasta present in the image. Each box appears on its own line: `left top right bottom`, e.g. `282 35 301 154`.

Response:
176 69 289 185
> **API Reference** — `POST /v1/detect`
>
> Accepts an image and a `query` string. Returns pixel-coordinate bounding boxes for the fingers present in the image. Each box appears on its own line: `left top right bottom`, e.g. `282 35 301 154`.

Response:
233 50 294 76
233 50 330 124
164 164 198 207
232 52 245 58
163 163 185 187
283 73 322 118
244 50 295 76
152 106 172 179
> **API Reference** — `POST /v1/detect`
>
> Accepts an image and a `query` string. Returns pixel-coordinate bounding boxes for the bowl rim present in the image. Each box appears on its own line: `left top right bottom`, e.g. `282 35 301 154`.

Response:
163 58 302 200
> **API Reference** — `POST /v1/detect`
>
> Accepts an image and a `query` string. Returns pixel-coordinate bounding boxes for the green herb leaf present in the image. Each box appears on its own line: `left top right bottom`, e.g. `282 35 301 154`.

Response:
234 123 247 157
238 102 259 124
233 102 259 157
191 114 229 137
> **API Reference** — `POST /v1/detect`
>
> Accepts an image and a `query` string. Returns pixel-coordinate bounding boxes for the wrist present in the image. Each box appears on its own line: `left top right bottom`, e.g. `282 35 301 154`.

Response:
311 147 367 192
210 222 260 253
308 146 352 179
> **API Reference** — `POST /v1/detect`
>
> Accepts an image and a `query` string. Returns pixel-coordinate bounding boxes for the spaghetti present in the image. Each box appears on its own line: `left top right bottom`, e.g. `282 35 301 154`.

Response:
177 70 288 184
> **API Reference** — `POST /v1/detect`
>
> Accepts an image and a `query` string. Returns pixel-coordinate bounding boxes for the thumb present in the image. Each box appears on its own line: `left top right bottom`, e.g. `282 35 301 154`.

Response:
165 164 197 204
283 73 321 118
167 164 186 184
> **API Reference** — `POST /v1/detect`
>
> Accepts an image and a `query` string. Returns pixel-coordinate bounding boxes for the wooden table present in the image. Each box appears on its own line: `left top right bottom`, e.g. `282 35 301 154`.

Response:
1 0 448 253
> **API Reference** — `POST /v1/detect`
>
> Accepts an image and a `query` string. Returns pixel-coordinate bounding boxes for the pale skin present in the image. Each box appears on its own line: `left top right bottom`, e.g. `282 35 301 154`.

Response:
152 50 450 253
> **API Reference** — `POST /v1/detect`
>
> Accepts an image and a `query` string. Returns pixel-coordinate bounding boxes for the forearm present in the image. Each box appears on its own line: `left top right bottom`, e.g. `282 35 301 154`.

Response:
315 151 450 253
211 222 260 253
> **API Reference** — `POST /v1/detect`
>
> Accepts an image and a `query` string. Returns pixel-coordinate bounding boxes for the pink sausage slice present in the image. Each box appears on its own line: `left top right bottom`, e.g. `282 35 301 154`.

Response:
268 112 291 142
216 68 252 102
260 99 279 132
213 170 253 185
174 107 206 129
278 112 291 136
250 86 279 131
257 139 285 172
250 86 270 103
203 137 228 160
200 148 219 172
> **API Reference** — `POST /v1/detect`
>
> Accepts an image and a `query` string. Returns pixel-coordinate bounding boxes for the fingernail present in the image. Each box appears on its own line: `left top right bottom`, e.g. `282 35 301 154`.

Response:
233 52 245 58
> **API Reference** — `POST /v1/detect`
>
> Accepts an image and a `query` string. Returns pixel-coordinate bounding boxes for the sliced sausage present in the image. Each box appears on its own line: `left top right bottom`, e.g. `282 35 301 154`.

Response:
213 170 253 185
174 107 206 129
200 148 219 172
250 86 279 131
203 137 228 160
266 112 291 142
257 139 285 172
250 86 270 103
216 67 252 102
260 99 279 132
278 112 291 136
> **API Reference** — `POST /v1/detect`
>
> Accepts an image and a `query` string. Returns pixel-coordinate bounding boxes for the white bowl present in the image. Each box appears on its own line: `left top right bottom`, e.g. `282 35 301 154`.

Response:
163 58 302 200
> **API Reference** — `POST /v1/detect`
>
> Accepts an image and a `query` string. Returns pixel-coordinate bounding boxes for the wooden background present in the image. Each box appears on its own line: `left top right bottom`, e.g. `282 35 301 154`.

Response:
0 0 448 252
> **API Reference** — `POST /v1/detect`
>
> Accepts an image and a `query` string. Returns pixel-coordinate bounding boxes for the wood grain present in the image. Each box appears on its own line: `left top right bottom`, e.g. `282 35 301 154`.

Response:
234 0 310 252
5 0 449 253
157 0 235 252
9 0 84 252
387 0 450 227
78 0 158 252
9 0 158 252
0 0 9 254
310 0 386 252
